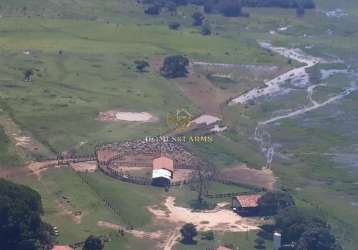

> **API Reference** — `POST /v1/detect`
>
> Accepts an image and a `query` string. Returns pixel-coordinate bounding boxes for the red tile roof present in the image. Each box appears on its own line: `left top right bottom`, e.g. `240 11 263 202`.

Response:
235 194 261 208
153 156 174 172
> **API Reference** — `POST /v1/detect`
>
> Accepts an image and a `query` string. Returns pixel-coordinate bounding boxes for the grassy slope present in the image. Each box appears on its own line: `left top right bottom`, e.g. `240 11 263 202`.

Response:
216 2 358 249
1 0 358 249
0 16 287 154
0 125 23 167
174 231 272 250
11 168 156 248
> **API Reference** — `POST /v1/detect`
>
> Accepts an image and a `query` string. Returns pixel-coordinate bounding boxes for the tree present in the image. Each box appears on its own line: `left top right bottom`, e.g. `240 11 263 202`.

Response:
201 23 211 36
171 0 188 6
192 12 205 26
274 208 329 244
24 69 33 82
144 5 160 15
296 226 342 250
83 235 104 250
203 0 215 13
201 231 214 240
189 0 205 5
296 4 305 17
166 2 177 13
168 21 180 30
0 179 53 250
160 55 189 78
134 60 150 72
218 0 242 17
255 238 266 249
258 191 295 215
180 223 197 244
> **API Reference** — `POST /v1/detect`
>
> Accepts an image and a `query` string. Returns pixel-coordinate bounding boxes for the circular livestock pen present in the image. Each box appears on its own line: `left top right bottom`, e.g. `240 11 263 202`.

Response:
95 139 205 187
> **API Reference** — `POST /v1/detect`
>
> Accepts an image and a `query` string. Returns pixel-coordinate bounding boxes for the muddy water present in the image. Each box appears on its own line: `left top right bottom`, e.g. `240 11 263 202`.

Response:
229 43 357 168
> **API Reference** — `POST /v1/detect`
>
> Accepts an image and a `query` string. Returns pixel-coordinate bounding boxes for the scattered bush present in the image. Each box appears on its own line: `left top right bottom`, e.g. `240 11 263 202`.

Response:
201 23 212 35
218 0 242 17
192 11 205 26
144 5 160 15
180 223 197 244
168 21 181 30
160 55 189 78
83 235 104 250
201 231 214 240
24 69 33 82
134 60 150 72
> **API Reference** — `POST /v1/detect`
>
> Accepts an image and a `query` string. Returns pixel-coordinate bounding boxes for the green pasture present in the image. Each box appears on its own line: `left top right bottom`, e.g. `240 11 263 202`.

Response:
0 125 23 167
174 230 272 250
1 0 358 249
0 15 289 155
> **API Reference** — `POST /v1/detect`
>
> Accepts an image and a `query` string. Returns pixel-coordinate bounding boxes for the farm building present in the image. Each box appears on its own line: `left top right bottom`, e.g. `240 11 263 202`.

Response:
151 156 174 187
232 194 261 216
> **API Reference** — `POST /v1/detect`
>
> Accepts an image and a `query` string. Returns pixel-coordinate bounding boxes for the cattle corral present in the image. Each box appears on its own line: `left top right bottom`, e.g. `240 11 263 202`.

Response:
95 139 206 186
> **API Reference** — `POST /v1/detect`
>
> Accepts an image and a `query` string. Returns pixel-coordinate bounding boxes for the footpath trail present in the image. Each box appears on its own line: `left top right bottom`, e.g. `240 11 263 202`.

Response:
260 82 357 125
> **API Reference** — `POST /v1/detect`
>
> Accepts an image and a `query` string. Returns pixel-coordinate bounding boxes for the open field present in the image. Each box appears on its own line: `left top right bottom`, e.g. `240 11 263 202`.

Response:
174 231 273 250
1 0 358 249
0 125 23 167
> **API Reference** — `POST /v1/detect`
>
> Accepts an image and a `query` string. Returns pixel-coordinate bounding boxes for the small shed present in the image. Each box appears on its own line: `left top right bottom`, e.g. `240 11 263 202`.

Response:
232 194 261 216
152 156 174 187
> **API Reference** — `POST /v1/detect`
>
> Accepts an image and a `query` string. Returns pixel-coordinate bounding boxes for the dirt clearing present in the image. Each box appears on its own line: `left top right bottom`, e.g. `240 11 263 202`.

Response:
71 161 97 172
96 110 158 122
218 165 277 190
97 221 162 240
147 196 260 232
0 115 51 155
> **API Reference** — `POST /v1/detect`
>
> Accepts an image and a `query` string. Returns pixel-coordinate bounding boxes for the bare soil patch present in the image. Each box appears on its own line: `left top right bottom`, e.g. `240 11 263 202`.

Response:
71 161 97 172
96 110 158 122
147 196 260 232
57 200 83 224
0 116 43 153
218 165 277 190
26 160 59 179
97 221 162 240
173 169 193 182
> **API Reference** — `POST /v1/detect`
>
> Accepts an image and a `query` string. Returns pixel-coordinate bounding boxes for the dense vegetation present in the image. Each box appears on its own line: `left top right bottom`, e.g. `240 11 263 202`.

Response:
180 223 198 244
160 55 189 78
142 0 315 17
0 179 53 250
275 208 342 250
83 235 104 250
258 191 295 215
242 0 315 8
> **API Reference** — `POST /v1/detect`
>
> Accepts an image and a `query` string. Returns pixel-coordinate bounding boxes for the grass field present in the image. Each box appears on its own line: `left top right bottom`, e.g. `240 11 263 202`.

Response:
1 0 358 249
174 231 272 250
0 125 23 167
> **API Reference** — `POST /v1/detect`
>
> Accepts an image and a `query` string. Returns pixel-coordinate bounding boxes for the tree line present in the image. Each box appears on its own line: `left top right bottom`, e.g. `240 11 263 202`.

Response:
0 178 108 250
258 191 342 250
142 0 316 17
